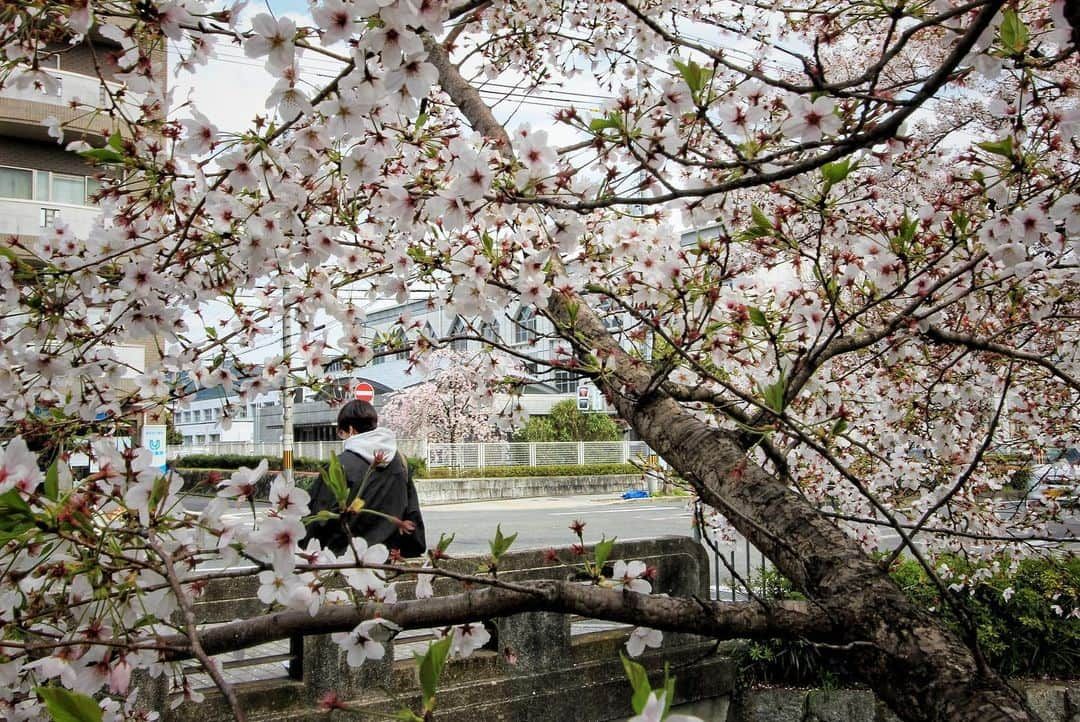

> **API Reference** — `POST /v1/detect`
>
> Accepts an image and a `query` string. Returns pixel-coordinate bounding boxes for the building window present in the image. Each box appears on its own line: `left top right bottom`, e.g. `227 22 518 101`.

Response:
553 368 583 394
449 316 468 352
598 298 624 332
0 167 33 200
40 208 60 228
1 166 98 206
482 321 498 342
514 306 537 345
51 174 88 205
210 434 220 442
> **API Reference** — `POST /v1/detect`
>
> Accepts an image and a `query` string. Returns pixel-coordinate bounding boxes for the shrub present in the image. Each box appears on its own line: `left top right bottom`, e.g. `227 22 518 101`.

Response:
172 454 327 472
512 400 622 442
405 455 428 479
736 554 1080 685
417 463 639 479
175 467 320 498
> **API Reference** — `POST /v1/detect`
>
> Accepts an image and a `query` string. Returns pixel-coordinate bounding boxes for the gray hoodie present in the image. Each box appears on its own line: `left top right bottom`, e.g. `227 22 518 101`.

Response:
342 427 398 467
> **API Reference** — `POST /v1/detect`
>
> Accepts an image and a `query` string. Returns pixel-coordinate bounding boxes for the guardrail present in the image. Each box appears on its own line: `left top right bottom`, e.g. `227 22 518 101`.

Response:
168 439 656 469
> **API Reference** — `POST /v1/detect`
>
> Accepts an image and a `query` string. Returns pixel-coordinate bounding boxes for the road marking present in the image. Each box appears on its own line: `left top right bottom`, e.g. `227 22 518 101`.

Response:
548 506 674 515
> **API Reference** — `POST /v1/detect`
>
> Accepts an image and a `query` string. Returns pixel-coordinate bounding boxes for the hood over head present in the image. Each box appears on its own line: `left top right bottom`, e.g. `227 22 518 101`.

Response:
342 427 398 467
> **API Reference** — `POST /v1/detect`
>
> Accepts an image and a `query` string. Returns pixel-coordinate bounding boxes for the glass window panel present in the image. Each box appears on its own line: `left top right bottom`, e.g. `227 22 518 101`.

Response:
36 171 50 201
52 175 86 205
85 177 101 204
0 168 33 199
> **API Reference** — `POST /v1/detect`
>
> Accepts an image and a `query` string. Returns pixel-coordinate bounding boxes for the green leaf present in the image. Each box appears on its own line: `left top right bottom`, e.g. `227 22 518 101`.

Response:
77 147 124 164
820 159 851 185
594 535 616 570
748 307 768 328
662 662 676 715
0 244 21 264
673 59 706 95
751 204 771 231
762 377 786 414
976 137 1014 159
416 636 453 711
830 418 849 436
489 524 518 560
0 488 33 519
436 532 455 554
999 10 1029 53
305 509 340 524
589 114 622 132
43 459 59 502
35 687 103 722
890 213 917 256
323 454 349 509
620 653 652 714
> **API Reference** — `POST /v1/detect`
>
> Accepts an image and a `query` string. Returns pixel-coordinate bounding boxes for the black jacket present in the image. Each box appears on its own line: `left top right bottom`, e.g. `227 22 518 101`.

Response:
303 450 426 557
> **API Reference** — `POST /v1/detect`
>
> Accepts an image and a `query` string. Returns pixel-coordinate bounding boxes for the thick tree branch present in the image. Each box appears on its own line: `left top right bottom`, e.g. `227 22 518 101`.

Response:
157 582 829 661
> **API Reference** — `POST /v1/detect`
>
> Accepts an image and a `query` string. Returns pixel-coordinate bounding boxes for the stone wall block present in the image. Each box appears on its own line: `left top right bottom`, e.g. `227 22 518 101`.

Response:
302 632 393 702
493 611 571 672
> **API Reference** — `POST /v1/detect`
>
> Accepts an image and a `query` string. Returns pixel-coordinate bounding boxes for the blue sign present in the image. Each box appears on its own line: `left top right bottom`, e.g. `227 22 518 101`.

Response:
141 425 168 472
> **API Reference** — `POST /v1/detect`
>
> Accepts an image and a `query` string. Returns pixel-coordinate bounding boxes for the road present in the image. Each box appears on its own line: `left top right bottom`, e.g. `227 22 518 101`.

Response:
181 492 1077 600
423 494 697 555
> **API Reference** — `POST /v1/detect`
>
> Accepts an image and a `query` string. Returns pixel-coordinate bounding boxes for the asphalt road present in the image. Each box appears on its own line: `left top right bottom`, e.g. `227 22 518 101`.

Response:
181 492 1077 599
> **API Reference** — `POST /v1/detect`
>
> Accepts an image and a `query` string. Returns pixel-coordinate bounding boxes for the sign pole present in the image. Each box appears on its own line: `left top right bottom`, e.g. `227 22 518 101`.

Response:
281 290 294 485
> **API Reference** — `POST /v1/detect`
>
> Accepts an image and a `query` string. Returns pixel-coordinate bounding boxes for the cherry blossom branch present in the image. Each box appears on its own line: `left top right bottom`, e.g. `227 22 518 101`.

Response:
147 535 247 722
922 326 1080 392
883 368 1014 567
499 0 1006 212
819 512 1077 546
156 581 832 661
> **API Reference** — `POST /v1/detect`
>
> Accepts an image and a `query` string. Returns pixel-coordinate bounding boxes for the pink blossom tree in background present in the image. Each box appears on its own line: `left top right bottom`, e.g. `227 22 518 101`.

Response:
380 351 499 443
0 1 1076 721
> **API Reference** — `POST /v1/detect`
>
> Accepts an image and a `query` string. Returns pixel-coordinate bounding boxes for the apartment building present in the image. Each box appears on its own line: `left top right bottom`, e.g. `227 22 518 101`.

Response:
1 27 171 463
0 31 128 240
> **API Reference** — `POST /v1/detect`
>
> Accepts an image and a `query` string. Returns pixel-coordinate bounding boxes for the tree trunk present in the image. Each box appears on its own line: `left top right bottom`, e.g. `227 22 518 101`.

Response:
422 29 1039 722
550 303 1037 722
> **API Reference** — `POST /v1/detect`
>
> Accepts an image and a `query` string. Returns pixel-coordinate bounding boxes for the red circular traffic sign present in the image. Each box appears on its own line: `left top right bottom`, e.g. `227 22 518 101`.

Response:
353 382 375 402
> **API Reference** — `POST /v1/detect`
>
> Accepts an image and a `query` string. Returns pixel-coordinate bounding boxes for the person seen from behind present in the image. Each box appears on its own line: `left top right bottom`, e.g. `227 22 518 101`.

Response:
302 399 426 557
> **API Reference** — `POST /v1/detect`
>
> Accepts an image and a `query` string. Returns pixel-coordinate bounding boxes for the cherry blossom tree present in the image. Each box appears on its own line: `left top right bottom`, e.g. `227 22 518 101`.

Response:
379 350 499 443
0 1 1078 721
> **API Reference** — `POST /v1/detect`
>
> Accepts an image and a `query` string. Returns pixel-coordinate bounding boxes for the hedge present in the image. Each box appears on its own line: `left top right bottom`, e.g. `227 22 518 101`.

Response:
177 467 321 498
172 454 328 472
737 554 1080 685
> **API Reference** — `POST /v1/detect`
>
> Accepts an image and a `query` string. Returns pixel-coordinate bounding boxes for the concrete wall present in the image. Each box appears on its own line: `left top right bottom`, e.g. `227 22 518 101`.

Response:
162 537 723 722
672 681 1080 722
415 474 646 504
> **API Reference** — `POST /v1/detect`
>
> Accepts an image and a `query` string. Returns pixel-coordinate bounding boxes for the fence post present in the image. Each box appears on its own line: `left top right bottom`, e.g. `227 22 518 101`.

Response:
317 441 325 460
621 440 629 464
577 441 584 466
479 442 486 470
529 442 537 467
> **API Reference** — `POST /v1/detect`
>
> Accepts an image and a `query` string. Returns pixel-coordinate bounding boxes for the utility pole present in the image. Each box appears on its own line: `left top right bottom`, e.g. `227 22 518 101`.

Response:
281 289 294 485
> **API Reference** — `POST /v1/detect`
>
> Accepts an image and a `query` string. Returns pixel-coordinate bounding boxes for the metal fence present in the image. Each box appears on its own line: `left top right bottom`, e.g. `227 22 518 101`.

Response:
425 440 653 469
168 439 654 470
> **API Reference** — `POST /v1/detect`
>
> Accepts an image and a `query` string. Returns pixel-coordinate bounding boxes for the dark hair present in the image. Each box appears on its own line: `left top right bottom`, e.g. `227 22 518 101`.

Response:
337 400 378 434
